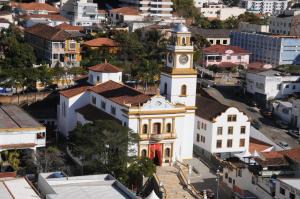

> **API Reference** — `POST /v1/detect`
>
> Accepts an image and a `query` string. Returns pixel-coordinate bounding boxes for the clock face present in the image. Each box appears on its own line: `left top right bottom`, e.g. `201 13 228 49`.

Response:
168 53 173 63
179 54 189 64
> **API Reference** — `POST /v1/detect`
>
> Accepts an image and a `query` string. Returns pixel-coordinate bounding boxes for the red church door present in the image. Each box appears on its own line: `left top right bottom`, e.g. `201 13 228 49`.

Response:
149 144 163 166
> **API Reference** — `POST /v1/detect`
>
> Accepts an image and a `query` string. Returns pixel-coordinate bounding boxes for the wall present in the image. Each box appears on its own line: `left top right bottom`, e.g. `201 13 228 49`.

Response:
275 179 300 199
0 92 52 105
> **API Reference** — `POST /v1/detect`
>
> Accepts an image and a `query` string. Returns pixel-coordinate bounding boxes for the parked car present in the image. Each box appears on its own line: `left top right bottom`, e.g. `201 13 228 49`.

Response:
24 86 38 93
275 120 289 129
251 119 262 130
277 141 291 150
287 130 300 138
42 84 58 92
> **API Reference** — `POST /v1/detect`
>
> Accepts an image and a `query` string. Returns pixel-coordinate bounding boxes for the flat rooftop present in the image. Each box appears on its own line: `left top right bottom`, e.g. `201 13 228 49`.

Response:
278 178 300 190
0 105 44 130
39 172 136 199
0 178 40 199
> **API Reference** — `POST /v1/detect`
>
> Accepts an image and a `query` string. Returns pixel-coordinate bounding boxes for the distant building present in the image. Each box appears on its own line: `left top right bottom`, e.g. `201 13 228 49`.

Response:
119 0 173 17
83 37 119 54
202 45 250 68
0 105 46 152
245 69 300 103
13 2 59 15
193 0 220 8
238 22 269 33
241 0 288 16
189 27 233 45
272 100 293 124
292 99 300 128
275 178 300 199
108 7 144 26
20 14 70 28
269 9 300 35
0 18 10 29
24 24 81 67
199 5 246 20
38 172 136 199
194 96 250 159
230 31 300 66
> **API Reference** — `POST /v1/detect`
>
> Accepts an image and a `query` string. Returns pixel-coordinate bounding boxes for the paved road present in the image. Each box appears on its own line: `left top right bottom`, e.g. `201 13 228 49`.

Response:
204 85 299 148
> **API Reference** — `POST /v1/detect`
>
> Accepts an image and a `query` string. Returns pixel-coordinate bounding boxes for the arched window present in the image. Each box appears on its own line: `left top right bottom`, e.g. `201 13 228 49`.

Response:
182 37 186 45
141 149 147 157
142 124 148 134
181 85 187 96
165 148 170 158
166 123 172 133
164 83 167 95
153 123 161 134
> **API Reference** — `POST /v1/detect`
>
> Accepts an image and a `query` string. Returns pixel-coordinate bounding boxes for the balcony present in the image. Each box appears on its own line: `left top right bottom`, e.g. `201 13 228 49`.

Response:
139 133 176 141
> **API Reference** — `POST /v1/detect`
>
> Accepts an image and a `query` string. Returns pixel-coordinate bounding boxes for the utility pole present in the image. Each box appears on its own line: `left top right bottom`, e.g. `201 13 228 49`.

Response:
216 169 220 199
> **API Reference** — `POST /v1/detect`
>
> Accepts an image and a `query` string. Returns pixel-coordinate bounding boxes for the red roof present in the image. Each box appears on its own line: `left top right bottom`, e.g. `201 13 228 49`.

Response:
280 147 300 163
25 23 71 41
17 2 59 13
56 23 83 31
83 37 118 47
0 143 37 149
88 62 122 73
203 45 250 54
249 137 272 154
60 86 91 98
22 14 69 21
110 7 139 15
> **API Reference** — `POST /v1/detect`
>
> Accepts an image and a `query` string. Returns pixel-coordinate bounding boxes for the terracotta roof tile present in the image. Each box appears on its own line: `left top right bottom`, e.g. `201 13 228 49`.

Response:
89 80 151 106
249 137 272 154
22 14 69 21
17 2 59 13
25 23 71 41
0 143 37 149
280 147 300 163
88 62 122 73
60 85 91 98
203 45 250 54
83 37 118 47
195 96 229 121
110 7 139 15
56 23 83 31
255 151 289 167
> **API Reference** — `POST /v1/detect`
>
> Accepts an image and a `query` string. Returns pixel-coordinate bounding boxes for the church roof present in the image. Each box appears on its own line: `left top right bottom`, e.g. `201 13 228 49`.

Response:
89 80 151 106
60 85 91 98
88 62 122 73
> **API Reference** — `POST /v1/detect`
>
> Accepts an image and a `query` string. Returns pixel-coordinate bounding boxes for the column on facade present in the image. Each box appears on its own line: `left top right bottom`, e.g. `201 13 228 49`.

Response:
172 117 175 137
148 119 152 138
162 118 166 134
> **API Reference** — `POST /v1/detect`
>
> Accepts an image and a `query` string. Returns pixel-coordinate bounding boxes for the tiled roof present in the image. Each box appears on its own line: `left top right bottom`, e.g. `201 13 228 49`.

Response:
56 23 83 31
76 104 120 123
249 137 272 154
60 85 91 98
83 37 118 47
195 96 229 121
189 27 236 38
280 147 300 163
256 151 289 167
89 80 151 106
22 14 69 21
25 23 71 41
110 7 139 15
0 143 37 149
17 2 59 13
88 62 122 73
203 45 250 54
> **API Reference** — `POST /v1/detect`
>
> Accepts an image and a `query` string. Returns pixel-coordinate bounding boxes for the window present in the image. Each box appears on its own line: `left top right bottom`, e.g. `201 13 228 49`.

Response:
97 76 100 82
111 106 116 115
237 55 241 59
142 124 148 134
216 140 222 148
225 173 228 179
101 101 106 109
223 40 227 45
286 85 290 88
209 40 214 44
182 37 186 45
290 193 295 199
164 83 167 95
216 40 220 44
92 96 96 105
166 123 172 133
197 134 200 142
141 149 147 157
227 139 233 148
201 135 205 143
227 56 231 60
181 85 187 96
37 132 45 139
197 121 200 129
239 139 245 147
53 54 58 59
204 123 207 130
280 187 285 195
153 123 161 134
228 177 232 183
238 169 242 177
228 126 233 135
217 127 223 135
293 85 296 90
165 148 170 157
69 42 76 50
241 126 246 134
228 115 237 122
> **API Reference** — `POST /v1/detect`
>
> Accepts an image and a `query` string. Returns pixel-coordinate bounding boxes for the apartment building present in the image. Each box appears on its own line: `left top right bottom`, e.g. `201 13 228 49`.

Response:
238 21 270 33
108 7 144 26
24 24 81 67
194 96 250 159
241 0 288 16
194 0 220 8
199 5 246 20
230 31 300 66
269 9 300 35
119 0 173 17
189 27 233 45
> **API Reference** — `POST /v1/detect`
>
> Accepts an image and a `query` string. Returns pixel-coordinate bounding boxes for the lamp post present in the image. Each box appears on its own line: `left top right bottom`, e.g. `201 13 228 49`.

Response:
216 169 220 199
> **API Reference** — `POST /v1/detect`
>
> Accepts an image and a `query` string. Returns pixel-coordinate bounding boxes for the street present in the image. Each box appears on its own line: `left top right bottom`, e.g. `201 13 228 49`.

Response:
203 85 299 148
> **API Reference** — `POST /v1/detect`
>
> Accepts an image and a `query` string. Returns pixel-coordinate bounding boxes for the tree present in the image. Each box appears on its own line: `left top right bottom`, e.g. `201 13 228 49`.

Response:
36 147 65 173
69 120 139 183
173 0 199 18
137 59 161 90
210 19 224 29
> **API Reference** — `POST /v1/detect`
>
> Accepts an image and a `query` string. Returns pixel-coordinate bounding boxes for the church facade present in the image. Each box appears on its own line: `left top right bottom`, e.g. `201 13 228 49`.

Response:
57 24 197 165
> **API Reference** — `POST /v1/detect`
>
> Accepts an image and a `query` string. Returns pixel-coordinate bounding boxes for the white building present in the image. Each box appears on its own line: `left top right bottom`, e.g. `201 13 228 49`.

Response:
292 99 300 128
38 172 136 199
194 0 220 8
269 9 300 35
241 0 288 16
275 178 300 199
238 21 269 33
0 105 46 152
194 96 250 159
189 27 233 45
272 100 293 124
108 7 144 26
60 0 99 27
57 24 197 164
199 5 246 20
246 69 300 104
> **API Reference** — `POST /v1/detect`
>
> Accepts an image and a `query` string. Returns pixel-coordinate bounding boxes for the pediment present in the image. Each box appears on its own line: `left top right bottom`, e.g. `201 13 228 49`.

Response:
141 95 175 110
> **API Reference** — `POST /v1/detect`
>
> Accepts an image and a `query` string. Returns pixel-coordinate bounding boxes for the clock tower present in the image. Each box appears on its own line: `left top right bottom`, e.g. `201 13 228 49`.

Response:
160 24 197 107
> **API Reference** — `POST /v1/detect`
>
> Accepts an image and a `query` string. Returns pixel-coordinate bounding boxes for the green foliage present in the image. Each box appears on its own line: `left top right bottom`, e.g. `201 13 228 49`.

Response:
173 0 199 18
276 65 300 74
8 151 20 171
69 120 139 182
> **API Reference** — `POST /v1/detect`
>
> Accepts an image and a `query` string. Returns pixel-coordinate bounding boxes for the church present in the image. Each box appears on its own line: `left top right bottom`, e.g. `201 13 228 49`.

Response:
57 24 197 166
